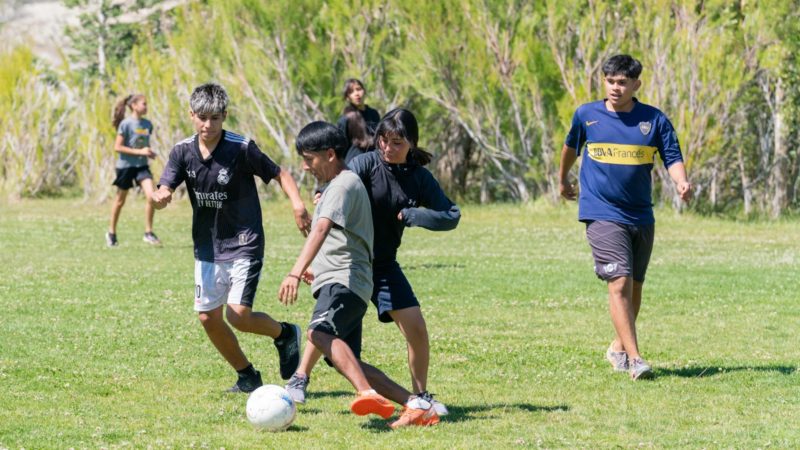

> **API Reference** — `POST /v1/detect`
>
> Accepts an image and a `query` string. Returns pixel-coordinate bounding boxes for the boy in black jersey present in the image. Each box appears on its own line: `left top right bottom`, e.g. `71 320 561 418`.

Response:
152 83 312 392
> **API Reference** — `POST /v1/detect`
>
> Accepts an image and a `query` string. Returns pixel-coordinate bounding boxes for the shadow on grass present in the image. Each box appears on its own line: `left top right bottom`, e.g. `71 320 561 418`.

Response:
405 262 465 270
656 365 797 378
307 390 352 400
357 403 569 432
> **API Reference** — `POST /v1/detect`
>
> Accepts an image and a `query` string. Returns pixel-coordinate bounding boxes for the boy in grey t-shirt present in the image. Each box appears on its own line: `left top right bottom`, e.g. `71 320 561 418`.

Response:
278 122 439 429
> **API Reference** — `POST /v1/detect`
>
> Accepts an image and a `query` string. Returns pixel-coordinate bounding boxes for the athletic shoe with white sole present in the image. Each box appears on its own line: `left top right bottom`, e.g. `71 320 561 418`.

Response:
419 392 449 416
105 232 118 247
390 396 440 429
143 231 162 245
629 357 654 380
606 343 629 372
285 372 309 404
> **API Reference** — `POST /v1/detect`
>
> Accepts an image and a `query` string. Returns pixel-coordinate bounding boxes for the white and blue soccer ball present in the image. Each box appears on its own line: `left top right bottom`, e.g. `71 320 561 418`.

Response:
246 385 296 431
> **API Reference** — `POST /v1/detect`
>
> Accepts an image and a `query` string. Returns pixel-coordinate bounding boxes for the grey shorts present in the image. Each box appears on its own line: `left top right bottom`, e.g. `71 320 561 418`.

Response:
585 220 655 282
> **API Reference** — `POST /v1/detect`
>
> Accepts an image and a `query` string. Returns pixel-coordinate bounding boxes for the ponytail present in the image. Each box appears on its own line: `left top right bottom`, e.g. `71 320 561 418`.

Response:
112 94 144 129
410 147 433 166
375 108 433 166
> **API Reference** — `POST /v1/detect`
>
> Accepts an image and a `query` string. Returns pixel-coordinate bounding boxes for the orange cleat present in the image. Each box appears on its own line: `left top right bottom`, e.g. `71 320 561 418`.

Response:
350 390 395 419
389 404 440 429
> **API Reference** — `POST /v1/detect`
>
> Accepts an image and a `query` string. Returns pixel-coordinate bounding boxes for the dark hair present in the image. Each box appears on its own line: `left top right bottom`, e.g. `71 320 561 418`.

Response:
343 105 371 150
112 93 144 129
342 78 366 101
374 108 433 166
602 54 643 79
190 83 228 115
295 121 348 160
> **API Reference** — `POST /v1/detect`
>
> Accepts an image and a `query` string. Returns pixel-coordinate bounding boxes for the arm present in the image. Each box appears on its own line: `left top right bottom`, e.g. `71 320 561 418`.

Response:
400 171 460 231
278 218 334 305
274 168 312 237
114 134 155 159
151 186 174 210
667 161 692 202
559 144 578 200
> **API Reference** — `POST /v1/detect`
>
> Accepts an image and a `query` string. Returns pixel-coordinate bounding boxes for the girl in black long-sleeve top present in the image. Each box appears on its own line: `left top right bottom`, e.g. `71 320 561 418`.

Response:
288 109 460 418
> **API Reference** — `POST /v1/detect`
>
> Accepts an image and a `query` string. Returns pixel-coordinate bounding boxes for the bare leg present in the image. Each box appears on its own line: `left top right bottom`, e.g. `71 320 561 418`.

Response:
296 341 323 377
140 178 156 233
109 188 128 234
607 276 641 360
612 280 645 352
309 329 371 392
199 306 250 371
360 361 413 405
225 304 282 338
309 329 412 404
388 306 429 393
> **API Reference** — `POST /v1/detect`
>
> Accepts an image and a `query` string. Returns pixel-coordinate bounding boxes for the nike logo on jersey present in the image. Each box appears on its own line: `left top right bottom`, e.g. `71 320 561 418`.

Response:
585 120 599 126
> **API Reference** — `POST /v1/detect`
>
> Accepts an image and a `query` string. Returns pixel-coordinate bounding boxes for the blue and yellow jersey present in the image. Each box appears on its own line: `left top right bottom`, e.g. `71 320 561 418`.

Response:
565 99 683 225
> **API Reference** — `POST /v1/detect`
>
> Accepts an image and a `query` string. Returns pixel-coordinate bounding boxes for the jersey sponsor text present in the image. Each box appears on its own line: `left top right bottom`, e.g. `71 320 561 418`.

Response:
586 143 656 165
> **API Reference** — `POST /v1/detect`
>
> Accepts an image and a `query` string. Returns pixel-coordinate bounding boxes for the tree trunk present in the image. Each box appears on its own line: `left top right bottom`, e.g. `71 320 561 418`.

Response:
769 78 788 218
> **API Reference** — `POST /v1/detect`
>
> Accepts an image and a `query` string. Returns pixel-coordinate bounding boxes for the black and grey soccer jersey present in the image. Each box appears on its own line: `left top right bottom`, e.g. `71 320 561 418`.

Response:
159 130 281 262
348 151 460 267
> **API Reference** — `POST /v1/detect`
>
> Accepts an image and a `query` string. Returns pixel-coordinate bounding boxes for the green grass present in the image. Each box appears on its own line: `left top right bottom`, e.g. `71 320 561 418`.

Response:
1 197 799 448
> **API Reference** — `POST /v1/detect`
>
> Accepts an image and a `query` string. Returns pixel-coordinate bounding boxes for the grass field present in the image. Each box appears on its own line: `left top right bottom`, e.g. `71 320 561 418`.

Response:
1 197 798 448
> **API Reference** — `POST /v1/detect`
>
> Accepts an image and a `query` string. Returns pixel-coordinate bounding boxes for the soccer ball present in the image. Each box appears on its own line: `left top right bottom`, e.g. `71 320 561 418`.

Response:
246 385 296 431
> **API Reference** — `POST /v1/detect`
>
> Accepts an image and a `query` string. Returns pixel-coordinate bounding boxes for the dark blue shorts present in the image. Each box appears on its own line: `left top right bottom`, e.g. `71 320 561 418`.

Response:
371 261 420 323
113 166 152 190
310 283 367 366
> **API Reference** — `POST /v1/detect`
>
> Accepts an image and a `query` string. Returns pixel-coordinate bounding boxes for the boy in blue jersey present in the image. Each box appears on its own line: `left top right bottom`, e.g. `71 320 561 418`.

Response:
151 83 312 392
558 55 692 380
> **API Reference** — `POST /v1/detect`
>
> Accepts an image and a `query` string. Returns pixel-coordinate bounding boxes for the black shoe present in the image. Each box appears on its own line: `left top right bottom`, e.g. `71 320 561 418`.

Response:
105 232 118 247
226 370 263 393
274 323 301 380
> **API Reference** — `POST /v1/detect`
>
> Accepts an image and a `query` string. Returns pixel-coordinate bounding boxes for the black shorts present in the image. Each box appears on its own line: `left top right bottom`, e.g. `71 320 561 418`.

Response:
113 166 152 190
371 261 420 323
310 283 368 365
585 220 655 282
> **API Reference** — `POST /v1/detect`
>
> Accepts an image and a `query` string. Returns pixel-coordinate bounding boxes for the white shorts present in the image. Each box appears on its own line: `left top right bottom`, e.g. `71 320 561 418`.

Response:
194 259 263 312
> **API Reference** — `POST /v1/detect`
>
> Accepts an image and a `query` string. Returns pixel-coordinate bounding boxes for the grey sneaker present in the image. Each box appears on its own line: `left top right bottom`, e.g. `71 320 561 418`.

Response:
105 232 118 247
274 323 301 380
226 370 263 393
143 231 162 246
285 373 309 404
606 343 629 372
629 357 654 380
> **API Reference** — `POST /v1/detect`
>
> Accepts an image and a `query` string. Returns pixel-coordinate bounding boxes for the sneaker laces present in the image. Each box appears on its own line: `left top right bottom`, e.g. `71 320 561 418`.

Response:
286 374 308 389
406 394 433 410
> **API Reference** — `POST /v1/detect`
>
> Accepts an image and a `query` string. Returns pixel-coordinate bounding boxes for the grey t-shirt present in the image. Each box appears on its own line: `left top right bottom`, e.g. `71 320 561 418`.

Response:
310 170 374 303
116 117 153 168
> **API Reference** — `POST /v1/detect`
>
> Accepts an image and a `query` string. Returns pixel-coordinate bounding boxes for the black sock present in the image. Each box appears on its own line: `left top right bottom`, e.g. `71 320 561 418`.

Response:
277 322 291 340
237 364 257 379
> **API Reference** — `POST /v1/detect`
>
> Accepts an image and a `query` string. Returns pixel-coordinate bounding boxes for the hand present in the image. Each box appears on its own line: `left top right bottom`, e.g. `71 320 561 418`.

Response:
142 147 156 159
293 206 311 237
676 181 693 202
300 270 314 285
313 192 322 205
397 211 403 221
150 187 172 210
559 180 577 201
278 275 300 305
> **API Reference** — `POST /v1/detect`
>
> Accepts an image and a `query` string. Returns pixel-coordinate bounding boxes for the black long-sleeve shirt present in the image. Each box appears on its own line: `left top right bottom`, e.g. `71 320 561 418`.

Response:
348 151 460 267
